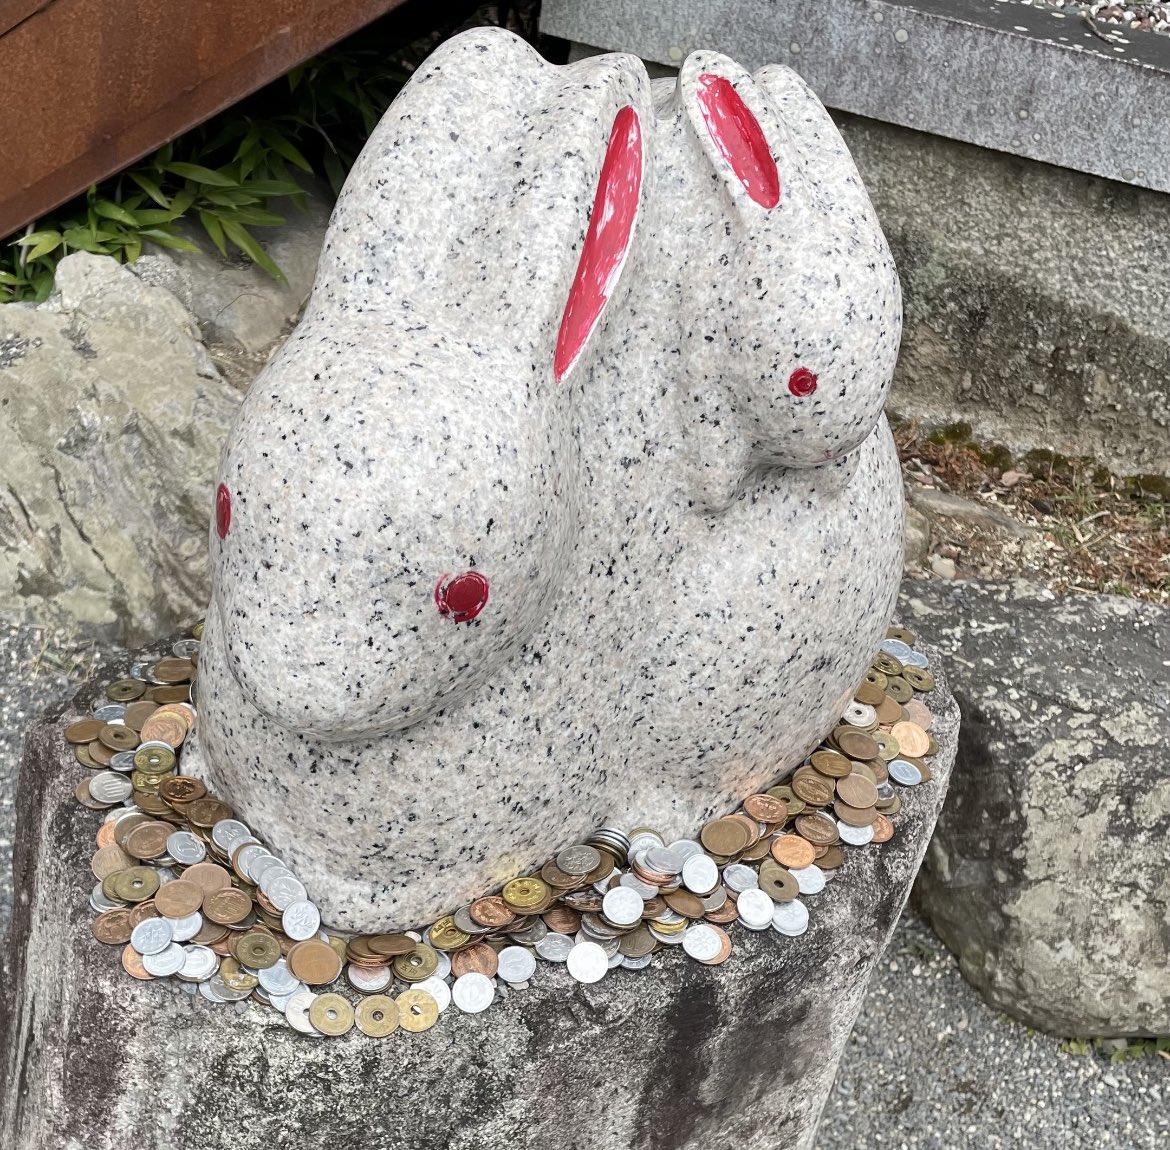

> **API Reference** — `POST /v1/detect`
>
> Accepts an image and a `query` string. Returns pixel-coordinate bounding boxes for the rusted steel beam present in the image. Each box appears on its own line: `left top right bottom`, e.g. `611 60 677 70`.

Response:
0 0 409 239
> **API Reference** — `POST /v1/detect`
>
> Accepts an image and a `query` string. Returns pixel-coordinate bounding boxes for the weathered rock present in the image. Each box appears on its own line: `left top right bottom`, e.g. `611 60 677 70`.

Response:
902 577 1170 1036
0 647 958 1150
0 253 243 645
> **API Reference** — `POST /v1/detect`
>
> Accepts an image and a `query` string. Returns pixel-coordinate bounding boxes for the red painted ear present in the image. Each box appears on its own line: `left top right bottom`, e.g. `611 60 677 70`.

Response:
695 74 780 209
554 105 642 382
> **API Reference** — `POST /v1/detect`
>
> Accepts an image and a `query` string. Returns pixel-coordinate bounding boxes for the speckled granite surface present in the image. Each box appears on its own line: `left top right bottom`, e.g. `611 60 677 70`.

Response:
186 28 904 931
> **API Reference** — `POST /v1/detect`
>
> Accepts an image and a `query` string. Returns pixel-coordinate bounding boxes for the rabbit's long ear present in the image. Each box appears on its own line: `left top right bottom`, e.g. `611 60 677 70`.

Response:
313 29 651 376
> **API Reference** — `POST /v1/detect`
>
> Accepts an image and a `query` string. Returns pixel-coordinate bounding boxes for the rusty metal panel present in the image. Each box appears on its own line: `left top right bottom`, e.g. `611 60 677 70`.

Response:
0 0 409 239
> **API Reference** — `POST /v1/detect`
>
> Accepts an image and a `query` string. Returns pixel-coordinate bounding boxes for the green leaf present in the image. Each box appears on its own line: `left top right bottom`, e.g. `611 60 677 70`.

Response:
323 150 346 199
138 228 201 253
129 171 170 208
131 208 181 226
63 227 105 253
221 217 286 283
13 230 62 260
197 211 228 258
228 206 286 227
260 128 312 173
239 178 303 198
169 188 197 216
0 270 22 285
199 188 260 208
163 161 239 187
93 199 140 226
124 234 142 264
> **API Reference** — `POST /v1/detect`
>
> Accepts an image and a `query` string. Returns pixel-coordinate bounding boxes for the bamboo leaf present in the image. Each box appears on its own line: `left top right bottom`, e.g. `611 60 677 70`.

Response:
197 211 228 257
13 230 62 260
138 228 201 253
163 161 239 187
93 199 139 226
129 171 170 208
221 217 286 283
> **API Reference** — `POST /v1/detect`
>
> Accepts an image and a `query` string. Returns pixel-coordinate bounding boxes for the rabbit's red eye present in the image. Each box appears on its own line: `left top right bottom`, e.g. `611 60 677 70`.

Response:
554 105 642 382
696 73 780 209
435 571 490 623
788 367 818 397
215 484 231 539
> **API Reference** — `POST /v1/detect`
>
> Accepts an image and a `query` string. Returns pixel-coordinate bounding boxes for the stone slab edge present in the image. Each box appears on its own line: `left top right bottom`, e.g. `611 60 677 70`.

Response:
541 0 1170 194
0 644 958 1150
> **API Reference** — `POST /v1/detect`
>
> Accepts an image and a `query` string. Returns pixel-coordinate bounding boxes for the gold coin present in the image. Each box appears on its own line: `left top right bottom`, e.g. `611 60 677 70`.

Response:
111 866 160 903
396 989 438 1033
854 680 887 707
87 740 114 767
133 745 175 774
106 678 146 702
355 994 399 1037
73 744 98 769
758 863 798 902
219 956 259 992
501 876 550 911
886 625 916 644
309 993 355 1036
427 915 470 951
885 676 913 704
392 944 438 983
233 930 282 969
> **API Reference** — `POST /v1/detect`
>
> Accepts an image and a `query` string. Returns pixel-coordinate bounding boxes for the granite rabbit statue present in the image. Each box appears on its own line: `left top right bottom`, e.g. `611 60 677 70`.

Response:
185 28 903 931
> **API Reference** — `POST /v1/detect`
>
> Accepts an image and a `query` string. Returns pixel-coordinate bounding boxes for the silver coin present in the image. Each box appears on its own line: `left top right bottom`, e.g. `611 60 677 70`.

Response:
621 953 654 970
452 972 495 1013
129 662 152 681
591 867 619 895
722 863 759 893
790 865 827 895
211 819 252 853
415 975 452 1012
89 772 133 805
648 924 687 944
281 900 321 942
172 639 201 658
497 945 537 983
555 844 601 875
736 888 775 930
284 988 319 1034
682 923 723 963
91 703 126 722
666 839 704 862
880 638 913 660
566 941 609 984
607 952 625 969
346 963 392 994
902 650 930 669
507 919 547 946
626 830 664 856
266 985 304 1012
199 979 228 1003
889 759 923 786
453 906 491 935
433 950 452 980
876 780 896 800
232 843 268 880
142 942 186 977
618 872 658 899
108 750 138 772
258 864 295 891
644 846 683 874
130 917 173 956
682 854 720 895
535 932 575 963
91 882 123 912
772 899 810 936
265 874 308 911
700 886 728 912
601 886 644 927
178 944 218 982
257 957 299 996
838 821 874 846
575 929 620 957
166 911 203 942
166 830 206 865
844 702 878 728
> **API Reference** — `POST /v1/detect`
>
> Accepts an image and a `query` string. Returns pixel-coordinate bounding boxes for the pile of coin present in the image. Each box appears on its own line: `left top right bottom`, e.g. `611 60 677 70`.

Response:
66 625 939 1039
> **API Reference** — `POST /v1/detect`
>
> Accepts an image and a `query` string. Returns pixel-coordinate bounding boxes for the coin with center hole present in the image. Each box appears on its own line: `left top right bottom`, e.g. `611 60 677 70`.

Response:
355 994 399 1036
396 989 439 1033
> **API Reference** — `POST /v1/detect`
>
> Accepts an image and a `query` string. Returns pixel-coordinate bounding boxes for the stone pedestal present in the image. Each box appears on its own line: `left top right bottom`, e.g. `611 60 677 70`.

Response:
0 664 957 1150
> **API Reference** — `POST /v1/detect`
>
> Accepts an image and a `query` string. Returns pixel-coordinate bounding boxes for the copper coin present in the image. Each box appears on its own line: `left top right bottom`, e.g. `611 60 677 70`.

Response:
876 695 903 725
790 770 835 807
203 887 252 925
704 899 740 924
819 845 846 869
74 744 98 770
854 680 887 707
835 728 880 761
699 817 752 856
904 699 933 730
871 814 895 843
138 711 187 748
148 685 191 704
540 859 581 889
191 919 230 945
288 939 343 985
836 774 878 809
795 812 840 846
65 718 104 745
770 835 816 869
74 778 113 810
152 657 195 684
366 933 417 957
95 821 117 848
123 821 172 860
128 899 159 927
891 721 930 758
451 943 499 978
834 799 879 827
122 700 158 731
663 888 705 918
158 775 207 805
92 909 133 945
811 749 853 779
121 944 154 980
166 703 197 731
740 837 773 863
183 862 232 893
468 896 516 928
742 793 788 822
699 925 733 965
134 793 172 816
542 906 582 934
90 843 132 880
87 740 114 767
154 879 204 918
184 798 234 828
